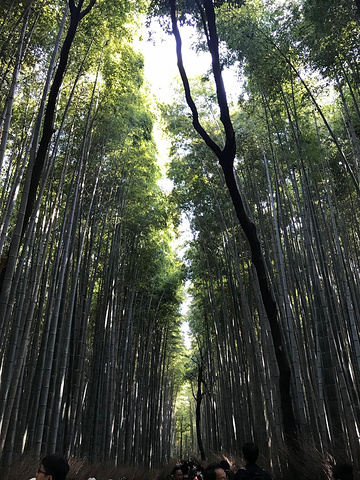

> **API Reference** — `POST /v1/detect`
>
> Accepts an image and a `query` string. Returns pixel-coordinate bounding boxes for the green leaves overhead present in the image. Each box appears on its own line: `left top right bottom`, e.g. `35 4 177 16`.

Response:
298 0 360 73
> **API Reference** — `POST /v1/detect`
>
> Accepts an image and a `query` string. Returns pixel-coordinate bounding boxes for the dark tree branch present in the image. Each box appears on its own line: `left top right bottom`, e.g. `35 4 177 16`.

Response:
80 0 97 19
196 0 210 45
169 0 222 157
202 0 234 149
169 0 299 449
355 0 360 16
69 0 77 14
22 0 97 238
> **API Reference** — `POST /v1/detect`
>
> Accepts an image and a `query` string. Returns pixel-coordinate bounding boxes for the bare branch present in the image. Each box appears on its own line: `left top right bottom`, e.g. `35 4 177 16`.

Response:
80 0 97 19
169 0 222 158
202 0 234 146
196 0 210 45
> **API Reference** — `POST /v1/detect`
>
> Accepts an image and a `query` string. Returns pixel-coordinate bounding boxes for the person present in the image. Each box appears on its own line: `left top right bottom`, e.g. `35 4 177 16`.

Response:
219 460 233 480
234 443 271 480
182 462 191 480
189 466 200 480
173 466 184 480
332 463 353 480
36 454 69 480
203 463 227 480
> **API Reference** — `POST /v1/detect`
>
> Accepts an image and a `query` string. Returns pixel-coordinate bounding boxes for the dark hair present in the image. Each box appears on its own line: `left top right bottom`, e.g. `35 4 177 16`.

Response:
173 466 183 475
203 463 223 480
219 460 230 471
182 462 191 475
42 454 69 480
242 443 259 463
332 463 353 480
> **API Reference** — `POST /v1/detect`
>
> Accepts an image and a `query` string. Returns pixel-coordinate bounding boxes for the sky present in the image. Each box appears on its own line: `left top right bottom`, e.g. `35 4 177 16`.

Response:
138 18 240 105
140 20 212 103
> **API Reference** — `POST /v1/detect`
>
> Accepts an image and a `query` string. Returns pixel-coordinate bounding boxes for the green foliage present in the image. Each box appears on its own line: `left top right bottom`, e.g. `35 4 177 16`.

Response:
297 0 360 74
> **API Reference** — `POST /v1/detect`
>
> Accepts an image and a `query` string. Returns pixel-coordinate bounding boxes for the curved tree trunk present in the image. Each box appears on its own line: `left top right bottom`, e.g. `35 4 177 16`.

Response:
169 0 298 447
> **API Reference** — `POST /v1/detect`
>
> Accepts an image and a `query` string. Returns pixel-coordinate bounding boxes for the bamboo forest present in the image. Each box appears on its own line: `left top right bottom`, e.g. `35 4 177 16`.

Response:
0 0 359 479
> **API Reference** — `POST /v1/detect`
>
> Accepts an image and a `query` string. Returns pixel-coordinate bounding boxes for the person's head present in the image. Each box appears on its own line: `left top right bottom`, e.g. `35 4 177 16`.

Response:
242 442 259 464
173 466 184 480
219 460 230 471
332 463 353 480
36 455 69 480
182 462 190 477
203 464 226 480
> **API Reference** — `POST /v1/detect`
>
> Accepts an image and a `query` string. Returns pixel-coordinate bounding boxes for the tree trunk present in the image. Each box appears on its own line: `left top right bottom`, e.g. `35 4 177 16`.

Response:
195 364 206 460
169 0 298 445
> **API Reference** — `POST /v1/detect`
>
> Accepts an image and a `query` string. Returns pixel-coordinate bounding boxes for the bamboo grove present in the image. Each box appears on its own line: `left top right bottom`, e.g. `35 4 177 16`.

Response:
1 0 360 475
0 0 186 468
162 0 360 473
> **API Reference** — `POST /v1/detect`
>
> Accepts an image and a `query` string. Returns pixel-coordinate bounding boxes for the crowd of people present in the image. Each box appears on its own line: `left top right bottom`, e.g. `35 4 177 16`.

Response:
30 443 354 480
166 443 354 480
165 443 273 480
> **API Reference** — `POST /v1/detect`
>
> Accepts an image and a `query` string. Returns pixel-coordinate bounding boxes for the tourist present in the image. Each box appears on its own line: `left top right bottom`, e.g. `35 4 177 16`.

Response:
173 466 184 480
203 463 226 480
234 443 271 480
36 454 69 480
219 460 233 479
